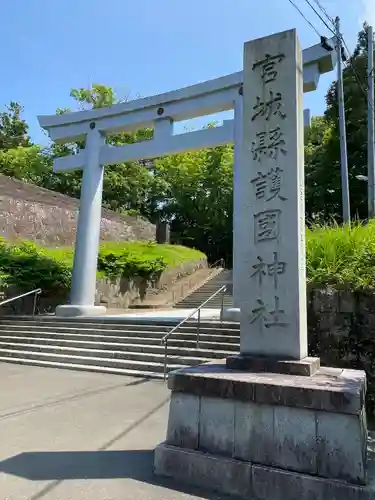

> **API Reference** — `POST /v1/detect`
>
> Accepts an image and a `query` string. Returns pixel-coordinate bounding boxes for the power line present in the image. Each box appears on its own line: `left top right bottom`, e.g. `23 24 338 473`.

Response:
337 26 375 140
287 0 321 37
340 35 369 96
310 0 335 26
299 0 368 100
286 0 370 111
303 0 336 35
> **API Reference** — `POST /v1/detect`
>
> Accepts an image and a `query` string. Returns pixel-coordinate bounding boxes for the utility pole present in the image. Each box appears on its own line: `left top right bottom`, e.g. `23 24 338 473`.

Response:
368 25 375 219
335 16 351 223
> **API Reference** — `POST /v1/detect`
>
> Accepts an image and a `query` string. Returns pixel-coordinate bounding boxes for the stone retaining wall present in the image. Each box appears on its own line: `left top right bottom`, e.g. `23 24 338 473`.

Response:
95 258 207 309
0 258 208 314
307 288 375 417
0 174 155 246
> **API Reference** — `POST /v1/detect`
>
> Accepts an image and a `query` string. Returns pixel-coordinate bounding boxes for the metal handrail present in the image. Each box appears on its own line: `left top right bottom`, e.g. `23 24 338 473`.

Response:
0 288 42 317
209 258 225 269
161 284 227 380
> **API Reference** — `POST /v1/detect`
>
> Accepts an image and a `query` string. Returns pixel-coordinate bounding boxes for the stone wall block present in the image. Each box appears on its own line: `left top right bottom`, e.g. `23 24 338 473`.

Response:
339 290 356 313
234 401 274 464
273 405 317 474
199 396 234 456
166 393 200 449
316 411 367 484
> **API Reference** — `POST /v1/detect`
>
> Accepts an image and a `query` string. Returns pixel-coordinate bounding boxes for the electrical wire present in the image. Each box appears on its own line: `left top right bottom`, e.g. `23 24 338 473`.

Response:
341 37 369 95
288 0 374 138
303 0 336 35
303 0 371 105
286 0 321 37
311 0 335 25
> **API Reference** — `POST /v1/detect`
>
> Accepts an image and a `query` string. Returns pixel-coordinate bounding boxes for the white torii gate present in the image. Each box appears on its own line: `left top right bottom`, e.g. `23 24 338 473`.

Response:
38 38 336 317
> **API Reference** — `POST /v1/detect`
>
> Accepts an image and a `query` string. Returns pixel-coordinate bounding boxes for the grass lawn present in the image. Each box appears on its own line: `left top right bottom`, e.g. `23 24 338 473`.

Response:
0 239 206 292
42 242 205 270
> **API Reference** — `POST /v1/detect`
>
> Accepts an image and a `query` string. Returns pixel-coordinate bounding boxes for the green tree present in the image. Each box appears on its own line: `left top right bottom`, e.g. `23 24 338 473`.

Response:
153 140 234 262
70 84 117 109
49 84 157 215
304 116 339 221
320 23 370 221
0 102 30 151
0 145 51 184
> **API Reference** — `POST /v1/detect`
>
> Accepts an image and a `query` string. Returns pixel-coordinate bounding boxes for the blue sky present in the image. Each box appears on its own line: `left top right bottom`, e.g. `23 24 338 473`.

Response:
1 0 373 145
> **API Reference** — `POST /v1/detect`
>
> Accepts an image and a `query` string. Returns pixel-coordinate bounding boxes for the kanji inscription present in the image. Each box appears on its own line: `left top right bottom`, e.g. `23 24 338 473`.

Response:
251 167 287 202
251 252 286 288
250 295 288 328
251 126 287 161
254 209 281 242
252 91 286 121
252 53 285 83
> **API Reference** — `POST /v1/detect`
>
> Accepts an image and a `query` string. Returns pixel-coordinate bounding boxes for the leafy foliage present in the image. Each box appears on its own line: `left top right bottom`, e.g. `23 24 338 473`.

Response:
47 84 158 215
0 102 30 151
0 145 52 184
0 240 71 293
153 141 234 263
304 22 371 222
0 240 205 294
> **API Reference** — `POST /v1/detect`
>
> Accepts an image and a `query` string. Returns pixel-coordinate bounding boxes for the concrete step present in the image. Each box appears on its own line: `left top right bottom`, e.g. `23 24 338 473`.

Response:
0 319 239 333
175 303 233 309
173 268 233 309
0 348 185 374
0 342 216 366
174 294 232 298
0 356 167 379
0 323 240 337
0 328 240 344
0 337 235 358
0 311 239 377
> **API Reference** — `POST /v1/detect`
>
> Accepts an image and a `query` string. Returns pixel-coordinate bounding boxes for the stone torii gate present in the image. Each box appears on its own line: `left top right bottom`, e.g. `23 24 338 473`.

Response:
38 37 336 318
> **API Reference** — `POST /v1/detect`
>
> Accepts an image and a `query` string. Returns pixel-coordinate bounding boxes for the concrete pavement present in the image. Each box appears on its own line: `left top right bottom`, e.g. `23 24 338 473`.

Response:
92 308 222 321
0 363 233 499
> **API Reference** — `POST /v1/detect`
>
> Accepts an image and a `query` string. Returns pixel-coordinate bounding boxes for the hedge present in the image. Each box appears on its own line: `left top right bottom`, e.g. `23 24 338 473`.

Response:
0 239 206 294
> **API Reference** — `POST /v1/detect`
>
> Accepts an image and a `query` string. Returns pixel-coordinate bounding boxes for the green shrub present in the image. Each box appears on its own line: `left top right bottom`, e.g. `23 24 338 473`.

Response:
0 239 71 294
98 250 166 279
0 239 205 294
97 241 205 279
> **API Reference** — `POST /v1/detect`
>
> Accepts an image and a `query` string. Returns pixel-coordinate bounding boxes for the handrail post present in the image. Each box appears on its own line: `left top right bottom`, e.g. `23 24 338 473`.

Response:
32 291 38 318
197 308 201 349
220 286 225 324
160 284 226 367
0 288 42 314
164 340 168 382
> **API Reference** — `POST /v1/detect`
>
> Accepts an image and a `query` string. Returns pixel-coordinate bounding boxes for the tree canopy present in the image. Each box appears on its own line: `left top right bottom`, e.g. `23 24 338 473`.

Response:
304 22 371 222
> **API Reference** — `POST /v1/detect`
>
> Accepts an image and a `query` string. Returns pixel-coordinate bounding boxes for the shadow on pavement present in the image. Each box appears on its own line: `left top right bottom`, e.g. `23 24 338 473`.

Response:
0 449 155 480
0 449 232 500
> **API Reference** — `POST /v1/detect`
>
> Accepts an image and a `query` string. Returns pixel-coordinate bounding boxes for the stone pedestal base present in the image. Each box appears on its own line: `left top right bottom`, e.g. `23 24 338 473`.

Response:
154 360 370 498
55 304 107 318
226 353 320 376
155 442 375 500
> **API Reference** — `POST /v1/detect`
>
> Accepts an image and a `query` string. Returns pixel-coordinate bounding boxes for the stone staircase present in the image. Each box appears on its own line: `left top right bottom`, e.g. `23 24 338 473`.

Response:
174 269 234 309
0 316 240 378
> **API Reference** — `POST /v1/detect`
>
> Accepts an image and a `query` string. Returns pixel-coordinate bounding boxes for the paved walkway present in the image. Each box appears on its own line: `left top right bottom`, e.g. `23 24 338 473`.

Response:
0 364 232 500
102 308 221 321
